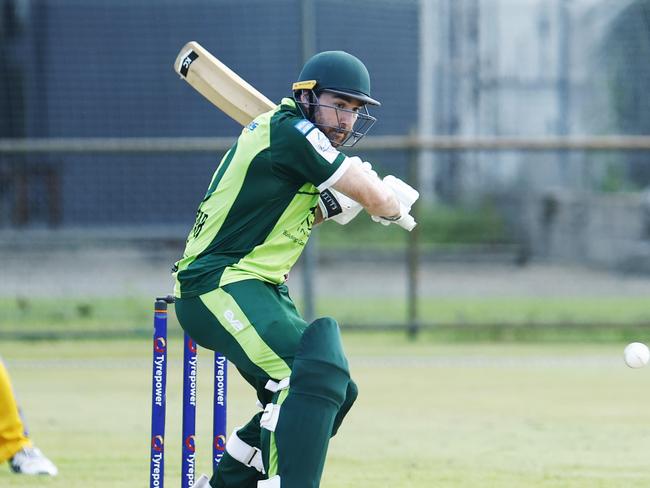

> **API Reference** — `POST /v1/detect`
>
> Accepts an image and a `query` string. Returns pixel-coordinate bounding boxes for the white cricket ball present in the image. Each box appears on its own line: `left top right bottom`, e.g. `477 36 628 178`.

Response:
623 342 650 368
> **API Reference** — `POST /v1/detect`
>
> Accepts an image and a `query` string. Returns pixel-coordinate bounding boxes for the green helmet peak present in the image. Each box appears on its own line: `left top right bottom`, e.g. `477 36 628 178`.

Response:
293 51 380 107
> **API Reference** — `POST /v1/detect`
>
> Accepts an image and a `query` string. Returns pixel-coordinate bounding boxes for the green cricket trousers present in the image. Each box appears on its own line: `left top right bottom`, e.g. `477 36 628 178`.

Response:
175 278 358 488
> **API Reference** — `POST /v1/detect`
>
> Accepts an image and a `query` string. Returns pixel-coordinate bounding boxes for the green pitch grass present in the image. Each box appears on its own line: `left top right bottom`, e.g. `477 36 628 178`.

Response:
1 334 649 487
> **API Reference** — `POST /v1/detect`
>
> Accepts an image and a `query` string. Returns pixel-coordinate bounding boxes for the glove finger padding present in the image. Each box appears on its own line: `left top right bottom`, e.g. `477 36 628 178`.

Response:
361 161 378 181
371 215 390 226
371 211 416 230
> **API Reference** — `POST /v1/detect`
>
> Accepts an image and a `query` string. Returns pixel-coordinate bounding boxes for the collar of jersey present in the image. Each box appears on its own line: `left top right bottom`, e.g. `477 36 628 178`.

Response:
280 97 299 114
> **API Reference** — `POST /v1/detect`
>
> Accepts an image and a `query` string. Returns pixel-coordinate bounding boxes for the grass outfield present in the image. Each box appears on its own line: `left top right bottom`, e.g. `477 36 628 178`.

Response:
1 335 649 487
1 296 650 342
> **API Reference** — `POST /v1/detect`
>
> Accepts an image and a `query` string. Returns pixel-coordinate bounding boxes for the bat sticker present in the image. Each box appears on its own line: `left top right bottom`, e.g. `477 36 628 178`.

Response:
179 50 199 77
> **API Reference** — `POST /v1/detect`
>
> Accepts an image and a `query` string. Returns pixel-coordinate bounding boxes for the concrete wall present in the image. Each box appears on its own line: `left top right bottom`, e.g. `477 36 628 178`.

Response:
524 189 650 271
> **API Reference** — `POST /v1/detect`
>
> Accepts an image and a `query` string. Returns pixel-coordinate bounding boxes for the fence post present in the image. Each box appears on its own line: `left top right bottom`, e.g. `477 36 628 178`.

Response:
407 132 420 339
300 0 317 323
301 233 316 322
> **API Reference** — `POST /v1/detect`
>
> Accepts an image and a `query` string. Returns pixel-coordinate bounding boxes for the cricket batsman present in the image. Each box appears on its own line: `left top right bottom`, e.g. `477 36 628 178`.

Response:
173 50 419 488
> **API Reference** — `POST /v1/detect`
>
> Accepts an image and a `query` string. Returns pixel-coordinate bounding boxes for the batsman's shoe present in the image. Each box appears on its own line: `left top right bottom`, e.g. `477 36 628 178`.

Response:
191 474 211 488
9 446 58 476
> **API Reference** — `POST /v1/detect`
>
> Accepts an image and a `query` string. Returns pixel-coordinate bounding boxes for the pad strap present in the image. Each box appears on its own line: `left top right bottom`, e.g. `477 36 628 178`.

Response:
258 475 281 488
190 474 211 488
226 430 265 474
260 403 281 432
265 377 290 393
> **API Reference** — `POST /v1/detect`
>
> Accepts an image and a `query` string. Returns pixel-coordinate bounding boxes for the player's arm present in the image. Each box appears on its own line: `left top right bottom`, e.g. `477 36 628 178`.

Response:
331 159 400 218
316 160 401 226
329 157 419 230
313 206 324 226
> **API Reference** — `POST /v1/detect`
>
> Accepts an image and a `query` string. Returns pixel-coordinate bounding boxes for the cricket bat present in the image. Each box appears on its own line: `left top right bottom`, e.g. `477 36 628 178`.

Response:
174 41 275 126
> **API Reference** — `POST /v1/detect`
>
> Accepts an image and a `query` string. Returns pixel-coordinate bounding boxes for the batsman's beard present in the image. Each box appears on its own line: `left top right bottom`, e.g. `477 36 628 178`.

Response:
320 126 349 147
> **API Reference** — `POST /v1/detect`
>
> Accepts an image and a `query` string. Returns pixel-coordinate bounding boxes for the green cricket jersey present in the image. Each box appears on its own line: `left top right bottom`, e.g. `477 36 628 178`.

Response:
173 98 351 298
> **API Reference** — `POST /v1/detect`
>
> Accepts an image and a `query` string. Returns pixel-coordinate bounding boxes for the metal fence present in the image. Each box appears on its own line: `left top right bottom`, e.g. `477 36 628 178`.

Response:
2 135 650 337
3 0 650 336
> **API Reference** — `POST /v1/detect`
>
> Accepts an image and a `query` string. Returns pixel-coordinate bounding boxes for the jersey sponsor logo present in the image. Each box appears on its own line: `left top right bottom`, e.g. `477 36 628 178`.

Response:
282 230 306 246
245 121 259 132
294 119 314 135
306 128 339 164
223 310 245 331
282 205 316 245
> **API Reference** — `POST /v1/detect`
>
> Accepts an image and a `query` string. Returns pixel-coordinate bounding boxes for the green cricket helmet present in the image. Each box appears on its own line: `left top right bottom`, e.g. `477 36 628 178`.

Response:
292 51 379 147
293 51 381 106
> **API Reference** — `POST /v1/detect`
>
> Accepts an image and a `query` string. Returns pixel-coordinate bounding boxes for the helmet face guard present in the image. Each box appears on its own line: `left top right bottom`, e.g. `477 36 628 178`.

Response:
293 89 376 148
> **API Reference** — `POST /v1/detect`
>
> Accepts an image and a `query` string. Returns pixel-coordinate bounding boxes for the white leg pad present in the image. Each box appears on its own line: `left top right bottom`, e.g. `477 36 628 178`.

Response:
260 403 281 432
258 475 281 488
191 474 211 488
225 430 265 474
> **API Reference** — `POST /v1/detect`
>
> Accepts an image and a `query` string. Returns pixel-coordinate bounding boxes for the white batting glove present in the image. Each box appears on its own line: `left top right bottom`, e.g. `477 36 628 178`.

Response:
348 156 379 181
360 161 378 180
371 175 419 231
319 188 363 225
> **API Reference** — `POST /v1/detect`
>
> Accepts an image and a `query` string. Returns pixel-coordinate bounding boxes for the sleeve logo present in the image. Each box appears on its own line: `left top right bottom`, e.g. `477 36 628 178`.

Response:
306 128 339 164
294 119 314 135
